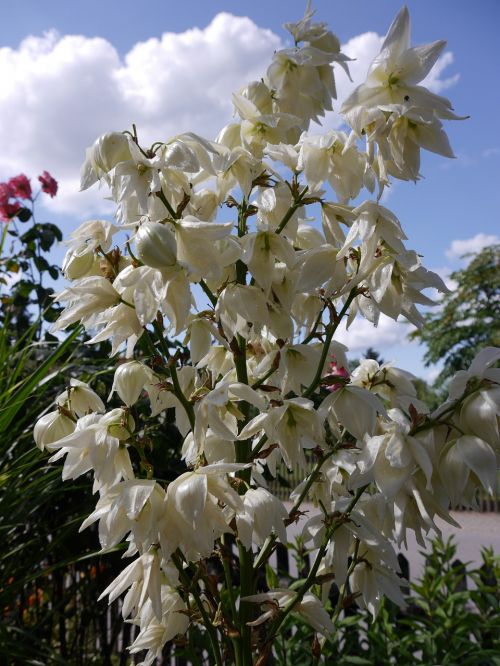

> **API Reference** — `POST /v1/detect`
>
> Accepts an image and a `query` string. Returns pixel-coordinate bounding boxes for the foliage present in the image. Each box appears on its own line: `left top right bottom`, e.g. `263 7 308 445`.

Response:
0 171 62 338
412 244 500 386
277 537 500 665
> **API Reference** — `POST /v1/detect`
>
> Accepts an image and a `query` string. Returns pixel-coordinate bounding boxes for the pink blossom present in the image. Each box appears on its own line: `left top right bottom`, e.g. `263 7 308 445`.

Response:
38 171 58 198
0 182 13 205
8 174 32 200
0 201 21 222
323 356 350 392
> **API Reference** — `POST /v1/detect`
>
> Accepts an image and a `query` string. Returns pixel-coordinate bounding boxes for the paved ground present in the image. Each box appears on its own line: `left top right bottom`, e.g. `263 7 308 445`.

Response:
400 511 500 578
284 504 500 581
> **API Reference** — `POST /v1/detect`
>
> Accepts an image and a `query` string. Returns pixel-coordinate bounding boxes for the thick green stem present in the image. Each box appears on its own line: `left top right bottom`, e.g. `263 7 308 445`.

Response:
220 536 239 633
200 278 217 307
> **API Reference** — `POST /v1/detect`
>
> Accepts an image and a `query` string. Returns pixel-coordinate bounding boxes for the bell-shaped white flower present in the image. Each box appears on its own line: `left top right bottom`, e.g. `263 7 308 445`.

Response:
134 221 177 269
275 343 321 395
320 385 386 441
159 464 245 560
233 93 300 156
128 584 189 664
109 361 156 406
56 379 105 417
350 551 405 618
298 130 368 202
80 131 132 190
111 139 164 215
240 397 325 469
80 480 165 551
351 358 427 412
354 409 434 498
62 219 118 280
99 550 163 621
448 347 500 400
34 410 75 451
236 487 288 549
47 412 134 492
456 387 500 452
342 7 460 121
214 144 262 199
245 589 334 637
62 246 101 280
52 276 120 332
193 382 267 450
182 429 236 467
440 435 498 506
174 216 233 281
241 230 296 293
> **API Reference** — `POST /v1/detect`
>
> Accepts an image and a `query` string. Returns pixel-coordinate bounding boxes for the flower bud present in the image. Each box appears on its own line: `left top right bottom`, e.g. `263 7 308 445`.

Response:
56 379 105 417
62 246 98 280
100 407 135 440
81 132 132 190
34 410 75 451
134 221 177 269
109 361 155 406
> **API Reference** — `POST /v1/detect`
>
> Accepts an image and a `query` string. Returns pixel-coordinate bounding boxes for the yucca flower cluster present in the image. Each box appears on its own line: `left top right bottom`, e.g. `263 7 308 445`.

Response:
34 7 499 665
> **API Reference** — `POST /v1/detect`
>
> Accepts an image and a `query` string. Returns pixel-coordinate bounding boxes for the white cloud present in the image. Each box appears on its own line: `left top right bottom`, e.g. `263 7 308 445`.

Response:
0 14 281 218
335 313 411 353
445 233 500 261
0 14 460 219
421 51 460 93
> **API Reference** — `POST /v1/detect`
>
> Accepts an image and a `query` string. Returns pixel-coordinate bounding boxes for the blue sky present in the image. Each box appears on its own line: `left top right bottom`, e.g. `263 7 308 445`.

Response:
0 1 498 379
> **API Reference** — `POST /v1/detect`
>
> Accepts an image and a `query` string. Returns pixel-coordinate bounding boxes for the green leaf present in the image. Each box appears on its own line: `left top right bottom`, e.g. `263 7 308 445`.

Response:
266 562 279 589
0 326 81 433
16 207 32 222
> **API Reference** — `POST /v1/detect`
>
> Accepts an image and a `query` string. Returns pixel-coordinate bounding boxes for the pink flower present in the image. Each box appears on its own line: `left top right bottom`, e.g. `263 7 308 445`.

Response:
323 356 350 392
8 174 32 200
0 182 13 205
0 201 21 222
38 171 58 198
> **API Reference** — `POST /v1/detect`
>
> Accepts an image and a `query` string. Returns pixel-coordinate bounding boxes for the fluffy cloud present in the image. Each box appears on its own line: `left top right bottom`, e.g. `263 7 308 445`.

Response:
421 51 459 93
0 13 459 219
445 233 500 261
0 14 280 217
335 314 411 354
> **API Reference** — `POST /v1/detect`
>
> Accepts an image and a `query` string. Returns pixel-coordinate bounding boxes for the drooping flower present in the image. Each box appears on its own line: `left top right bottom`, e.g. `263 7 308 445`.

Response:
8 174 32 200
38 171 58 197
244 589 335 637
